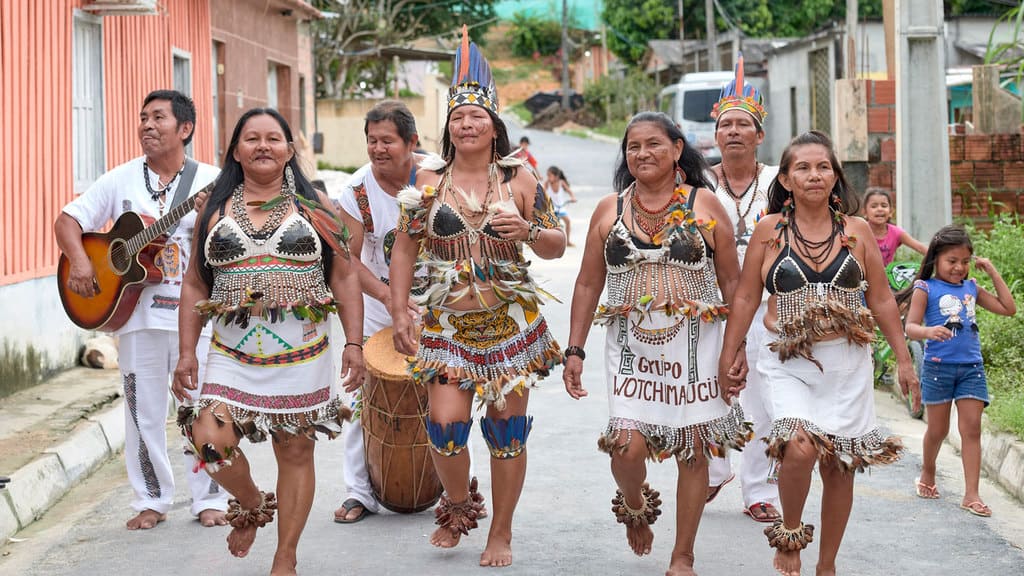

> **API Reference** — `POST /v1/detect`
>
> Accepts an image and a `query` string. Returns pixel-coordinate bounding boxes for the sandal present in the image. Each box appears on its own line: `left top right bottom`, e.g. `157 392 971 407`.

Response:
744 502 782 523
705 472 735 504
960 501 992 517
334 498 375 524
914 477 940 499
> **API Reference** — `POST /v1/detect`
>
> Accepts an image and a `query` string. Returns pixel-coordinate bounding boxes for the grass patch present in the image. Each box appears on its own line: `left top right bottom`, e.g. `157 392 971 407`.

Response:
505 101 531 124
591 119 630 140
987 368 1024 438
491 60 549 84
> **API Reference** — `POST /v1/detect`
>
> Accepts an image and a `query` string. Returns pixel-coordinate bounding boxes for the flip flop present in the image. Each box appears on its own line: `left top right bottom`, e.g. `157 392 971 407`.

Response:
706 472 735 504
334 498 374 524
960 501 992 517
743 502 781 523
914 477 940 499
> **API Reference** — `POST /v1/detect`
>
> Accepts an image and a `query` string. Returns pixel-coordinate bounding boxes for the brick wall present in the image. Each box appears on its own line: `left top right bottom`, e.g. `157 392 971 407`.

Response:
949 133 1024 223
862 79 1024 227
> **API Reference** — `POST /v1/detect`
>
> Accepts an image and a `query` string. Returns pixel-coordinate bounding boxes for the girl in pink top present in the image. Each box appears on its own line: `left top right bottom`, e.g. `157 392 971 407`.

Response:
864 189 927 265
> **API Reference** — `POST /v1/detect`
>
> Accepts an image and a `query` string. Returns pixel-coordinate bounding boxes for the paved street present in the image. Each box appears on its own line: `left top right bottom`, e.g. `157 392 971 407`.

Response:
2 126 1024 575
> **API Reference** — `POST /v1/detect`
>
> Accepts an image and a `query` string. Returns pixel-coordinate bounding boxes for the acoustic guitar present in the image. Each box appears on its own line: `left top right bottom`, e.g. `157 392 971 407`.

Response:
57 196 198 331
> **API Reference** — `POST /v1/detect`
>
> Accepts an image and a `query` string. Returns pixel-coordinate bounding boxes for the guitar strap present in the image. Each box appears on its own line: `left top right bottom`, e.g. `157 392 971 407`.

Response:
165 157 199 235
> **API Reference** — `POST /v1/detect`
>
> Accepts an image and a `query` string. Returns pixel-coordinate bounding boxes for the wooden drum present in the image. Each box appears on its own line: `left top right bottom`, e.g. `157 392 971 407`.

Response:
361 327 443 513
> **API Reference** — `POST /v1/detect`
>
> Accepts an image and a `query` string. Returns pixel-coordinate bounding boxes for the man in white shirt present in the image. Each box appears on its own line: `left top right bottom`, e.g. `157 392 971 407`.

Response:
55 90 228 530
331 101 423 523
705 63 781 523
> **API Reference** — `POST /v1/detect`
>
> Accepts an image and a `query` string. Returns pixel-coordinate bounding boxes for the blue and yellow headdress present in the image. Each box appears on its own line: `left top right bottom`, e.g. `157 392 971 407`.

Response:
711 52 766 124
448 25 498 114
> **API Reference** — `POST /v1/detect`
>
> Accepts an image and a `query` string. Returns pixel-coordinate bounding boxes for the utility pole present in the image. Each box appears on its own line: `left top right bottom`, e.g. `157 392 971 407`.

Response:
561 0 570 109
705 0 718 70
846 0 858 77
678 0 685 74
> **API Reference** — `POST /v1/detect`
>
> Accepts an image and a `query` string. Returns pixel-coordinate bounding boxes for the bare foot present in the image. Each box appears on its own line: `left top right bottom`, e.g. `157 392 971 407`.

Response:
270 552 298 575
774 550 801 576
625 522 654 556
815 565 836 576
479 532 512 567
126 509 166 530
198 509 228 527
666 551 697 575
430 525 461 548
227 524 258 558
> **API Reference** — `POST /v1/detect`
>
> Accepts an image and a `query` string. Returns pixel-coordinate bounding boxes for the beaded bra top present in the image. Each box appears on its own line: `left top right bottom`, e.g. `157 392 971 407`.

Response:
425 180 520 264
764 225 874 367
600 186 724 321
203 212 332 315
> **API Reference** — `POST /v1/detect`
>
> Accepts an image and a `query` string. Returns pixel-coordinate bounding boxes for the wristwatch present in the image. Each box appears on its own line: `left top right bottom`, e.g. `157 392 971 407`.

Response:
563 345 586 362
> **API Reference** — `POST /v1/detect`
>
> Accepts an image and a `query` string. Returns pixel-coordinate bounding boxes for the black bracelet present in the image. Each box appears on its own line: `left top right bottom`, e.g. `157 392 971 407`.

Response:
564 345 586 361
344 342 363 350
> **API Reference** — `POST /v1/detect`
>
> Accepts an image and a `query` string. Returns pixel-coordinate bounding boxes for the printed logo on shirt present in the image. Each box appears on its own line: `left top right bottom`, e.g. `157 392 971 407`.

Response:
154 243 181 279
122 199 133 213
151 295 180 310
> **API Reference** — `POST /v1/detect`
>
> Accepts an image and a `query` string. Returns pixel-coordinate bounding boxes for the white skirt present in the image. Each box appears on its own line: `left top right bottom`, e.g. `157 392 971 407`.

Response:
758 338 901 472
601 311 750 461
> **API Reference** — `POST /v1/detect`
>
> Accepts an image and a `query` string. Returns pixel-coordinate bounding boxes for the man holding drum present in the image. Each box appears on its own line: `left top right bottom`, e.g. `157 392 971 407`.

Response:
332 101 484 523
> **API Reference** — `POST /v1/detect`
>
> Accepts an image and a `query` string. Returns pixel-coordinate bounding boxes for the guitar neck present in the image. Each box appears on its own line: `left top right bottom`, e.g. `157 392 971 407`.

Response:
126 195 198 255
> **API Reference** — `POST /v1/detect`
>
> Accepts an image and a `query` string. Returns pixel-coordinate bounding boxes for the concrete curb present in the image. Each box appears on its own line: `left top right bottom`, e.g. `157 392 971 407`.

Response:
943 402 1024 501
0 399 124 543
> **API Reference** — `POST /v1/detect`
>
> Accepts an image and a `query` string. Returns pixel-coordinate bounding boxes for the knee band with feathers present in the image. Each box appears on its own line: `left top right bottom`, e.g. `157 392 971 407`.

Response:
480 415 533 459
426 419 473 456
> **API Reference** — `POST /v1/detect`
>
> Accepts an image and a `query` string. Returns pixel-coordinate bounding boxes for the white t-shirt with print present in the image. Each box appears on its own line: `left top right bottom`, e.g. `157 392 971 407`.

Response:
62 156 220 335
336 163 402 337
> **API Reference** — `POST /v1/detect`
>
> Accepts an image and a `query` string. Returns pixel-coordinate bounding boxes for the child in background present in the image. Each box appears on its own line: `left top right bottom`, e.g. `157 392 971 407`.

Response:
864 188 927 265
545 166 577 246
904 225 1016 517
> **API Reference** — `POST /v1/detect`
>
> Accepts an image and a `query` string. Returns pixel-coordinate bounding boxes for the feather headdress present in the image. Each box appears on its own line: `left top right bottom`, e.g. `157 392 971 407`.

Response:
711 52 767 124
448 24 499 114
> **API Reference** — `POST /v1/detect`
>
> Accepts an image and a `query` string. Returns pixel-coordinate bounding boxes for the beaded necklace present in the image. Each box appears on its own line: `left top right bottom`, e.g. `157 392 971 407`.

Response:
231 182 293 244
143 161 184 201
629 189 674 239
720 162 761 238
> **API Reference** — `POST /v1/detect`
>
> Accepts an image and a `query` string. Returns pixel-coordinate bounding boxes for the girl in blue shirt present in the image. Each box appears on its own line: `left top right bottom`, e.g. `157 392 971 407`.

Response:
904 225 1016 517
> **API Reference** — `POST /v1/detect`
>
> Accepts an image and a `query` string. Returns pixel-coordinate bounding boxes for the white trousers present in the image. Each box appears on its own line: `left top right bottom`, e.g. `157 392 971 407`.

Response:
708 303 779 508
119 329 228 516
343 405 478 512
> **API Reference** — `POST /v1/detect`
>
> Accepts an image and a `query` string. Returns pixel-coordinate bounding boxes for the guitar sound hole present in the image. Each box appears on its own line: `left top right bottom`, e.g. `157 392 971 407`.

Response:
109 239 131 275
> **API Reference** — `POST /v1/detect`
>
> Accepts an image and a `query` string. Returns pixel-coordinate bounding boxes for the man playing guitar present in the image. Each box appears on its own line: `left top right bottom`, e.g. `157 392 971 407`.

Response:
54 90 228 530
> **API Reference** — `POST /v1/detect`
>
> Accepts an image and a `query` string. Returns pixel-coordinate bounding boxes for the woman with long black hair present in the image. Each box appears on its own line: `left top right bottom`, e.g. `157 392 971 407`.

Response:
172 107 364 575
563 111 751 575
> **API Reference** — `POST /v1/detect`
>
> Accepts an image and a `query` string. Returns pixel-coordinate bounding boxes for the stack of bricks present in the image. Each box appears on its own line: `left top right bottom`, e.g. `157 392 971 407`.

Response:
949 132 1024 225
866 79 896 197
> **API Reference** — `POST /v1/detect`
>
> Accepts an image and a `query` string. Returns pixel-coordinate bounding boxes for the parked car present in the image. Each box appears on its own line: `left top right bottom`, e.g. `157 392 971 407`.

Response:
524 90 584 115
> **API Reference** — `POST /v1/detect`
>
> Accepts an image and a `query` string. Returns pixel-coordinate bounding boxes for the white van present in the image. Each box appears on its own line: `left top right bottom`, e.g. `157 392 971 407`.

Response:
657 71 740 165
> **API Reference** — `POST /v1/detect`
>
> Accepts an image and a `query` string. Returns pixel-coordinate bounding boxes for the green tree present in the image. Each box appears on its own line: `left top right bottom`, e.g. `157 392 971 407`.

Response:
311 0 496 99
602 0 677 63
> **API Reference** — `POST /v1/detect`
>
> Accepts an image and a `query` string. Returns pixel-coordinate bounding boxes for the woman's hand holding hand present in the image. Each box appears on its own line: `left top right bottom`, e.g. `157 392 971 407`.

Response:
562 356 588 399
172 355 199 403
340 345 366 393
897 358 921 415
718 350 748 405
490 209 531 241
